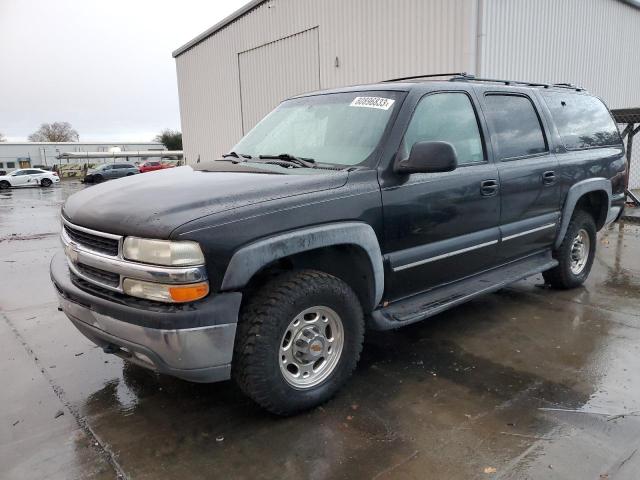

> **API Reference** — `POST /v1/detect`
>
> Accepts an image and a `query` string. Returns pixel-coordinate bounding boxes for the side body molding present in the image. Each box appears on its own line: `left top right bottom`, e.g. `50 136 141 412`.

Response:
555 178 611 248
220 222 385 308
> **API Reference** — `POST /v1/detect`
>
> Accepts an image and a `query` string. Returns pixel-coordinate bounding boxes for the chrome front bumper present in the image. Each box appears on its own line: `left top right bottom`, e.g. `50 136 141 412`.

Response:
51 252 241 383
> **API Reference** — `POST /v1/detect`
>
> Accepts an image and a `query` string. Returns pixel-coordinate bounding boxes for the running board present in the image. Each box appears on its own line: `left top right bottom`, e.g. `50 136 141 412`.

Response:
369 250 558 330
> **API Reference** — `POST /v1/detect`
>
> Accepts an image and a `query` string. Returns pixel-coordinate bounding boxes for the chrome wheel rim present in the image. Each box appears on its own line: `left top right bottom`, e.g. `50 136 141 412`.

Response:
570 228 590 275
279 306 344 389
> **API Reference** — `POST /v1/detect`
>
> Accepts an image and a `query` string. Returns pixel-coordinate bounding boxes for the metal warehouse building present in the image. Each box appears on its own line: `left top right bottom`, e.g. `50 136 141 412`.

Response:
173 0 640 186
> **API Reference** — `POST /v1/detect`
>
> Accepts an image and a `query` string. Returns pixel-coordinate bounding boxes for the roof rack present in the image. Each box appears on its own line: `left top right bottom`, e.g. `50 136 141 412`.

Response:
381 72 470 83
449 73 584 91
381 72 584 91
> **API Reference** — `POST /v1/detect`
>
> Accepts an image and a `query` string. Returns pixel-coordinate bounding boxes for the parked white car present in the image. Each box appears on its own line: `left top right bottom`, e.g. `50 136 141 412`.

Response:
0 169 61 189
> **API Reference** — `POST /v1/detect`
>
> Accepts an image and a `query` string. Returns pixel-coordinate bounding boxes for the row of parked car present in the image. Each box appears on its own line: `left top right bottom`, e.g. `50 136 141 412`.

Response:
0 160 178 189
83 160 177 183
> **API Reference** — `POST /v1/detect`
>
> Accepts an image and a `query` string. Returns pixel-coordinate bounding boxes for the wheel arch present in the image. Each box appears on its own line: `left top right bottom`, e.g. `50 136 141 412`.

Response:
555 178 611 249
220 222 384 312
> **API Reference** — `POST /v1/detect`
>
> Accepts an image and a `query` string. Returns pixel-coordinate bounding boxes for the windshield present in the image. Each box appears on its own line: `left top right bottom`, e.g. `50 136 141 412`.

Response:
232 91 403 166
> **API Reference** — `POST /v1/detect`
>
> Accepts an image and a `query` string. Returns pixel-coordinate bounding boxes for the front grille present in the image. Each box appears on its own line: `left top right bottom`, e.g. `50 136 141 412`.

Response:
76 263 120 287
64 224 119 256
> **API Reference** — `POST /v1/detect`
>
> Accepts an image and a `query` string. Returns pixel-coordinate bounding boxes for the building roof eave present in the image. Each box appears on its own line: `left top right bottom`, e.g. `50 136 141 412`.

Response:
172 0 266 58
172 0 640 59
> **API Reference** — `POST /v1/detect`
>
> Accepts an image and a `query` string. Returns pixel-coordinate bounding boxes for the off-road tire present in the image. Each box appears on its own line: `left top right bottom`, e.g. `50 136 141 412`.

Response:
0 180 9 190
40 178 52 187
233 270 364 415
543 210 596 289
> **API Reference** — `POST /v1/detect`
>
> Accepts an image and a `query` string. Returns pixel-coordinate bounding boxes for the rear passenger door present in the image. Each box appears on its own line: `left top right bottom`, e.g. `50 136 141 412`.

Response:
476 89 561 263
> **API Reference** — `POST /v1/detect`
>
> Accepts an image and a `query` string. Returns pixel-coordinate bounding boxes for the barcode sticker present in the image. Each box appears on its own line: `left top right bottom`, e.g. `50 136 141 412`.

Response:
350 96 395 110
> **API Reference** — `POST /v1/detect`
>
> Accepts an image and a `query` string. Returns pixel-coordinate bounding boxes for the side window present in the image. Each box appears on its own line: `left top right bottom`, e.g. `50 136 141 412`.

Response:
542 92 621 150
484 94 547 160
403 92 485 165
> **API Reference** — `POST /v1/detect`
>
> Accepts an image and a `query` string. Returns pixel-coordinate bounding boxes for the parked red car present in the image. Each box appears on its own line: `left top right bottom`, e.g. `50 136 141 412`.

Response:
138 160 176 173
138 161 165 173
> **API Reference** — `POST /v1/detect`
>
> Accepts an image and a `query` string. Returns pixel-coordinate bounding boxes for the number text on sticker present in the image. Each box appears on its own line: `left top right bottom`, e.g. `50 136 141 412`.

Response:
350 97 395 110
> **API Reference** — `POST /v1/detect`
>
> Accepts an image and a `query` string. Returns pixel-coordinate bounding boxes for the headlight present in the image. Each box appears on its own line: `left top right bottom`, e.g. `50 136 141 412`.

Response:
123 278 209 303
123 237 205 266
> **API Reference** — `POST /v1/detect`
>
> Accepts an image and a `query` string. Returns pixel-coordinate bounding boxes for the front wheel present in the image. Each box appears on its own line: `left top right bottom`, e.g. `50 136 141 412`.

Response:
0 180 10 190
233 270 364 415
543 210 596 289
93 174 103 183
40 178 52 187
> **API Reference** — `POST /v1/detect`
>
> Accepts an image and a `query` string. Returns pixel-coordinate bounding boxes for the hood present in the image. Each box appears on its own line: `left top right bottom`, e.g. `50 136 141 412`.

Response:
62 165 348 238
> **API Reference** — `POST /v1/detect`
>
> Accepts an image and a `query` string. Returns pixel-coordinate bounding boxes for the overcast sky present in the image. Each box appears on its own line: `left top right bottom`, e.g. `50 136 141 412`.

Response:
0 0 247 142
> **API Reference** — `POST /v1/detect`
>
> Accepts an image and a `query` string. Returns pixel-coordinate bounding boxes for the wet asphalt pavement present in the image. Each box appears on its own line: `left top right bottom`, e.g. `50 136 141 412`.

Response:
1 180 639 480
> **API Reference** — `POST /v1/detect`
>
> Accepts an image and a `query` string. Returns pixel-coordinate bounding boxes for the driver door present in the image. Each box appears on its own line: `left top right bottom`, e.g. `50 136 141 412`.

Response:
101 165 114 179
381 90 501 300
10 170 30 186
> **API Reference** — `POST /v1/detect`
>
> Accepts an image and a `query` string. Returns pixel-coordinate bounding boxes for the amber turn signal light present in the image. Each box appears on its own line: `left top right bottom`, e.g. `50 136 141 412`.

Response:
168 282 210 303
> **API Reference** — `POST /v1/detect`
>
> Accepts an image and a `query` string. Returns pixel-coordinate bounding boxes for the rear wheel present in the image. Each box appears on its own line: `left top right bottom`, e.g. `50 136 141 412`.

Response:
233 270 364 415
0 180 9 190
543 210 596 289
40 178 52 187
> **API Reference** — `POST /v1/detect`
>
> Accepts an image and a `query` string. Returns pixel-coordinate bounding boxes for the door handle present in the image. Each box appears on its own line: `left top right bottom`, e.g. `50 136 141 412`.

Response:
542 171 556 185
480 179 499 197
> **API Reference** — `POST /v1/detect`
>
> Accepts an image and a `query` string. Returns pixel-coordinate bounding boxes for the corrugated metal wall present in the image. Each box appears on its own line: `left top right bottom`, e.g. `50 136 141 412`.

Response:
175 0 640 164
175 0 477 162
238 28 320 133
479 0 640 109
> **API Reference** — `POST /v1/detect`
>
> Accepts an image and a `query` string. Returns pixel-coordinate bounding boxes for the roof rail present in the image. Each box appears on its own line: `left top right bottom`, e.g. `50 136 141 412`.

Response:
381 72 470 83
381 73 584 91
450 74 584 91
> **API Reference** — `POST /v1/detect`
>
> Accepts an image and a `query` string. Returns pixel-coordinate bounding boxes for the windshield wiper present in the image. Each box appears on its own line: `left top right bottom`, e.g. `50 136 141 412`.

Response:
257 154 316 168
220 151 253 162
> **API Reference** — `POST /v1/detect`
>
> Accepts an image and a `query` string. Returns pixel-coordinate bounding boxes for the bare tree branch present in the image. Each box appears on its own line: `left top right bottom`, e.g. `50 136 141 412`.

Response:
28 122 79 142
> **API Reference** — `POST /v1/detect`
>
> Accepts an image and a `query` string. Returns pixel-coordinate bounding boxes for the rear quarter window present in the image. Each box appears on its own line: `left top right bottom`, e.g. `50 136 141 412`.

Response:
542 92 621 150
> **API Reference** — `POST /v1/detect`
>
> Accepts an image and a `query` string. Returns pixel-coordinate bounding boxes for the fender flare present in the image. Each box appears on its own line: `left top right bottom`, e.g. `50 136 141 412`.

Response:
555 178 611 249
220 222 384 308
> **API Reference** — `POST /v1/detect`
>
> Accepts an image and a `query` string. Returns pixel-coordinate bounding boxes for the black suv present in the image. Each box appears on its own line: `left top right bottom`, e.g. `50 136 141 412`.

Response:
51 75 626 415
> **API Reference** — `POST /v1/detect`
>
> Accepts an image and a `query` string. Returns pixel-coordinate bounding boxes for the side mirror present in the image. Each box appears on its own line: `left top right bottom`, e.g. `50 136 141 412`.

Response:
394 141 458 174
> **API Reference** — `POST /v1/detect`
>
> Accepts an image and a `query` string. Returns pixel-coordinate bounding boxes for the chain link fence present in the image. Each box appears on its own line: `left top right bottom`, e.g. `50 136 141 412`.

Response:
621 129 640 190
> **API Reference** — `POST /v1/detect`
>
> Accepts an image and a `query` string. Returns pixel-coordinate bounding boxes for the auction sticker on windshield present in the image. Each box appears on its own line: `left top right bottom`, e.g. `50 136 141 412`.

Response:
350 96 395 110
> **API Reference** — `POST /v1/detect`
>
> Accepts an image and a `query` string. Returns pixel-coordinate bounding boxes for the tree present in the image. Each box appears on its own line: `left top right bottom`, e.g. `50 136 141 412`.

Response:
28 122 79 142
154 129 182 150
